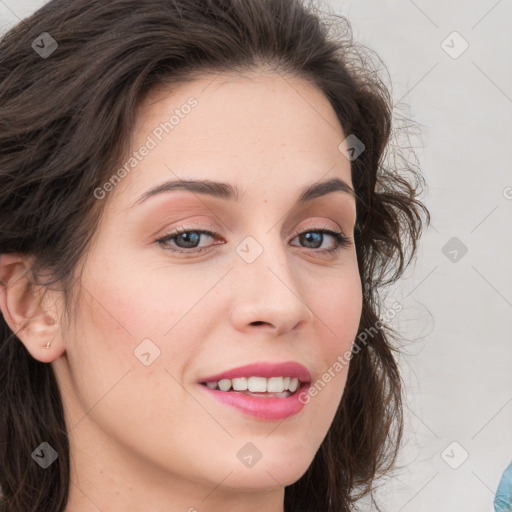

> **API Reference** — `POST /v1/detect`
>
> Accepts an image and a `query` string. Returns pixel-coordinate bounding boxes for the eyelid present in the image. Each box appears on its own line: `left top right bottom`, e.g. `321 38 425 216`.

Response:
157 222 218 237
290 221 346 238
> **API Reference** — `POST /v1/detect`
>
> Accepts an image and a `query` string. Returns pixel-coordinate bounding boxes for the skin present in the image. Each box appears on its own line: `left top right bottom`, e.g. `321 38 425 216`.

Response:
0 70 363 512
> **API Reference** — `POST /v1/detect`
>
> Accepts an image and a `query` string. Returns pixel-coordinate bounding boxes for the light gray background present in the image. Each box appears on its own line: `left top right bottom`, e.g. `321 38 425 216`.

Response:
1 1 511 510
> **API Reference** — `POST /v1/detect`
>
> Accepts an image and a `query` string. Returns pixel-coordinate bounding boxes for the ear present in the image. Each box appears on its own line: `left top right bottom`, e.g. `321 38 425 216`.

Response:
0 253 65 363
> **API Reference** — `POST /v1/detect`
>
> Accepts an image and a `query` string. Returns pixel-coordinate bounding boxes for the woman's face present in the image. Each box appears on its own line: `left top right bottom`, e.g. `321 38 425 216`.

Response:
53 71 363 509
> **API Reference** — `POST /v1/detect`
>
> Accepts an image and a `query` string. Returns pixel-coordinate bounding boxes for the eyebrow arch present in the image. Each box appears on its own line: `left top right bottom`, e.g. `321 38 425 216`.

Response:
131 177 356 208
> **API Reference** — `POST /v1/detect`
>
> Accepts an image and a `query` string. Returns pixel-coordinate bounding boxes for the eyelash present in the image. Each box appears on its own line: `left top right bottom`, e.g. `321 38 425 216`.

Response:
155 223 351 256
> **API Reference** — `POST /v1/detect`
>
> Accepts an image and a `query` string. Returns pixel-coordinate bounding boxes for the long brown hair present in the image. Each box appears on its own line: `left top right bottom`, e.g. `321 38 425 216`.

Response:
0 0 430 510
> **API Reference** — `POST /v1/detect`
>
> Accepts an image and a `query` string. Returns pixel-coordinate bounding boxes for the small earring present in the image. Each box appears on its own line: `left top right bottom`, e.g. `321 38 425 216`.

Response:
44 339 52 349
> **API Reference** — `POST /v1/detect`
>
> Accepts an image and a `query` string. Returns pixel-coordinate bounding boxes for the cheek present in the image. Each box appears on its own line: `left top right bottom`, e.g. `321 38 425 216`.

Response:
69 259 208 394
65 282 133 385
63 272 193 437
299 267 362 415
315 267 362 352
94 253 216 341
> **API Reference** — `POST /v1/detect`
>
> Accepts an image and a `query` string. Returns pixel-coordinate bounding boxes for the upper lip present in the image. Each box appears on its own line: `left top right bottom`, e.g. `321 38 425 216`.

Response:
198 361 312 384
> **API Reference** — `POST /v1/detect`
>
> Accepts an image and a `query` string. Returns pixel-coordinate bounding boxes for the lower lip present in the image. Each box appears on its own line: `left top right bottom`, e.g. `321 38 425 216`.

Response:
197 383 310 420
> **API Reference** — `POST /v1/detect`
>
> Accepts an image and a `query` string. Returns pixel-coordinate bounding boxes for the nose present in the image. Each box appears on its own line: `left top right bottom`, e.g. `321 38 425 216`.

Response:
228 236 314 336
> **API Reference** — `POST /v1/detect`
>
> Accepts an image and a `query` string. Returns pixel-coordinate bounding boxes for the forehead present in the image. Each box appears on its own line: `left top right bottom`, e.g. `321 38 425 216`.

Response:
110 70 353 211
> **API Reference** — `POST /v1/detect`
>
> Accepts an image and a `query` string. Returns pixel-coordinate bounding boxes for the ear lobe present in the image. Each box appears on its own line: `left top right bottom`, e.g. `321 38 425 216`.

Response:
0 253 65 363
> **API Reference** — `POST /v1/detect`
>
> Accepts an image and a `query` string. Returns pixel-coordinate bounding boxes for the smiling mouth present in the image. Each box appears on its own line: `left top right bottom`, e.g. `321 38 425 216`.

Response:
198 378 310 398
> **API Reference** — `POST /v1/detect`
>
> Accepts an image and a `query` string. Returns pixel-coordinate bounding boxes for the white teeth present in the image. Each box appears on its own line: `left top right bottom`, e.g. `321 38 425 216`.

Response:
232 377 248 391
266 377 284 393
218 379 231 392
203 376 301 393
248 376 267 392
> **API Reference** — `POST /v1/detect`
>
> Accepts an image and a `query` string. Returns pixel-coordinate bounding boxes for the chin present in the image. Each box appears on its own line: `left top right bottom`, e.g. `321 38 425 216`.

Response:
219 456 311 490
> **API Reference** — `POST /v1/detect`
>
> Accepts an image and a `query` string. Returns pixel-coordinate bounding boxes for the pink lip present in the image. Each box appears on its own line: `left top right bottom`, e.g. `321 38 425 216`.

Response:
196 361 312 421
198 361 312 383
197 382 311 420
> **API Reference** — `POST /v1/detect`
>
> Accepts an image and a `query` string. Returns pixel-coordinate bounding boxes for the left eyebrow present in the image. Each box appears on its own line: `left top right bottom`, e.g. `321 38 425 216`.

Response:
130 177 356 208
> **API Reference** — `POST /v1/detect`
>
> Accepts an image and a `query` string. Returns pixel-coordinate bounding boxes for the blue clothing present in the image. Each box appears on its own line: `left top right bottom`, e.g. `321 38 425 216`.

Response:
495 460 512 512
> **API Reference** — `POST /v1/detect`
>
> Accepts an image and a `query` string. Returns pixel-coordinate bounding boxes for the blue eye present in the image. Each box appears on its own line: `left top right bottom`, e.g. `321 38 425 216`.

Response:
292 229 350 253
156 228 222 254
155 225 351 256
